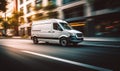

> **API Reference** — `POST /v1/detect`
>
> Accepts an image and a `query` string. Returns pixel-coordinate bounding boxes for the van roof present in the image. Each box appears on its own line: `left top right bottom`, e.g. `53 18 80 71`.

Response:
32 19 67 25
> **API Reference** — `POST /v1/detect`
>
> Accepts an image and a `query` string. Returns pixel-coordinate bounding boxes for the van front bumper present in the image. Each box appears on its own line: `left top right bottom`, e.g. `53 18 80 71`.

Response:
69 36 83 43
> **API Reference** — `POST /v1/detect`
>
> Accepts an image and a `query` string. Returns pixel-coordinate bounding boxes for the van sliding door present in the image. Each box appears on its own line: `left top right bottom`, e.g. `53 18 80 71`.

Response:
52 23 62 39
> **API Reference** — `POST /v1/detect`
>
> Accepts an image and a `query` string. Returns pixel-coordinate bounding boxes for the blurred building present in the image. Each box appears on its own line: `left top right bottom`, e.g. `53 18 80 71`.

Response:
17 0 86 36
86 0 120 37
16 0 120 37
0 13 3 34
6 0 18 17
17 0 35 36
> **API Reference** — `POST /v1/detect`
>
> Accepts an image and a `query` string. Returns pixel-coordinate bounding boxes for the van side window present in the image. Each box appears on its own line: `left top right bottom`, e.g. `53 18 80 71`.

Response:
53 23 62 31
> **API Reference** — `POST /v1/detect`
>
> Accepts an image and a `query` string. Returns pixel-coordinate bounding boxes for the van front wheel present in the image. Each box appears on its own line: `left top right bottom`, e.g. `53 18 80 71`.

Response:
60 38 68 46
33 37 38 44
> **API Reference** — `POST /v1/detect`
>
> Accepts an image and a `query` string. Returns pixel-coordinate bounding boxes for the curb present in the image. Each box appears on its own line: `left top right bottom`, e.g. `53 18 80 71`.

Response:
80 41 120 48
80 43 120 48
84 38 120 42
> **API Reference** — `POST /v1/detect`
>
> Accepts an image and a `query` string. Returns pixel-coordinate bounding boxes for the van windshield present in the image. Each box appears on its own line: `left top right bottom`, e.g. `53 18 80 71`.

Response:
59 22 72 30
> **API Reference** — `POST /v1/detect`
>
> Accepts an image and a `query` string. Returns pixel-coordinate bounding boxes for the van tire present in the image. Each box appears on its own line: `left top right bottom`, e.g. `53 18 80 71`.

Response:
60 37 68 46
33 37 38 44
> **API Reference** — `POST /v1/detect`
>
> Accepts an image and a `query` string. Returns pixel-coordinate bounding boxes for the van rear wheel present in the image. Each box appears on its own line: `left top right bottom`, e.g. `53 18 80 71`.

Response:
33 37 38 44
60 38 68 46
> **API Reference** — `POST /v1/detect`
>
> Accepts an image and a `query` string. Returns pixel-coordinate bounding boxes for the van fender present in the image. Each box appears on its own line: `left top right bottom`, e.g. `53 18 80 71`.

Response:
59 35 69 39
59 35 70 46
59 35 70 42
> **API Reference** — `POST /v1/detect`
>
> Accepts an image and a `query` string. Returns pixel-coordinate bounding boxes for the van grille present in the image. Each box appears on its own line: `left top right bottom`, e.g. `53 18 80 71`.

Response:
76 33 82 37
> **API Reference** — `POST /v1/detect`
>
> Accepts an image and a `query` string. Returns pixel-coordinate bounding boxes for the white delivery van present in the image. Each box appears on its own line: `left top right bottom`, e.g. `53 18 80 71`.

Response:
31 19 83 46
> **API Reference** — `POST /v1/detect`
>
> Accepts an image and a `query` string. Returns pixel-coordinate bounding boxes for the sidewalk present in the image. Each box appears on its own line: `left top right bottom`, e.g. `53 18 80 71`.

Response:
84 37 120 42
81 37 120 48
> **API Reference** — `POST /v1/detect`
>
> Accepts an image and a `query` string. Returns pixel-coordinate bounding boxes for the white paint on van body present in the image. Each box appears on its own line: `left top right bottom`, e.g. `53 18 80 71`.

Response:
31 19 83 46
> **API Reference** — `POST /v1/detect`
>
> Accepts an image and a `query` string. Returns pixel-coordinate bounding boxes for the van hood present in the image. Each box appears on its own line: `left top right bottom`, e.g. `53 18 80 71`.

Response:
65 29 82 34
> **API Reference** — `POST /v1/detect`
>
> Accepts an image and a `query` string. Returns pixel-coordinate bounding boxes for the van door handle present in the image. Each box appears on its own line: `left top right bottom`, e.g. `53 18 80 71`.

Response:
48 31 55 33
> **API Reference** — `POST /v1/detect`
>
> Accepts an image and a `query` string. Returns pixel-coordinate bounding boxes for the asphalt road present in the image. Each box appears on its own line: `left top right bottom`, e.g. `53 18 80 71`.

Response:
0 39 120 71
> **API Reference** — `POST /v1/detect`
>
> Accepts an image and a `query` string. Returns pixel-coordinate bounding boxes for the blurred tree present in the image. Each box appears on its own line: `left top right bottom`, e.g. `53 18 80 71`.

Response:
7 11 23 35
0 16 3 22
0 16 8 36
1 21 9 36
0 0 8 36
19 17 25 24
0 0 7 12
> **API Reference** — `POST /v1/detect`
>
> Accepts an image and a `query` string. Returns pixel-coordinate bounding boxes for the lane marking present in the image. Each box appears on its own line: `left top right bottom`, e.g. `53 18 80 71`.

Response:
22 50 112 71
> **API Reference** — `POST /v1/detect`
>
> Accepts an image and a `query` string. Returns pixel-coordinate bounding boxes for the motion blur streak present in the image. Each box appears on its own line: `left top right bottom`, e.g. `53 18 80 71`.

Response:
22 50 112 71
